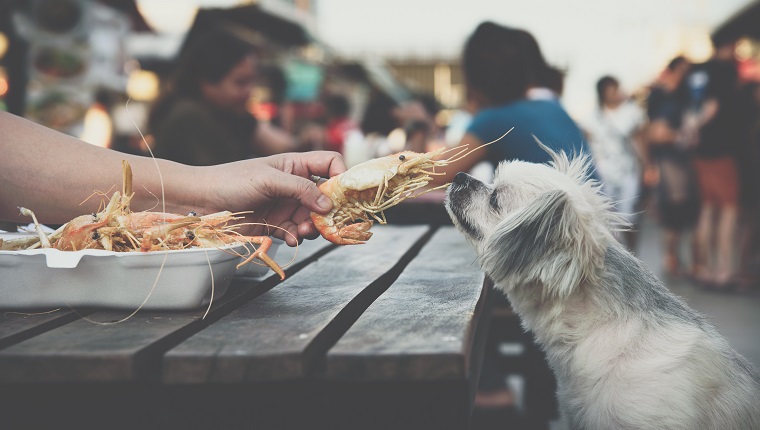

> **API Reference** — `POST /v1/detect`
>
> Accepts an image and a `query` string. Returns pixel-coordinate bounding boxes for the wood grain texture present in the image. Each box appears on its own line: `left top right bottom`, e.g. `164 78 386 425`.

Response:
162 225 432 383
326 226 488 381
0 238 333 383
0 309 83 350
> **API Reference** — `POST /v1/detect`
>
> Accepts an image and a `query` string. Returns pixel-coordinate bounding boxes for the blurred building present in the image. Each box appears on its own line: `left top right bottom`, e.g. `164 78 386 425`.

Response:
385 57 464 125
0 0 152 147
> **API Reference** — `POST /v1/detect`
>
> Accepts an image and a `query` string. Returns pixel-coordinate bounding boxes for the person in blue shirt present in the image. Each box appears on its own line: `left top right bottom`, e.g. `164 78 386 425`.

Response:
438 21 590 416
435 22 592 180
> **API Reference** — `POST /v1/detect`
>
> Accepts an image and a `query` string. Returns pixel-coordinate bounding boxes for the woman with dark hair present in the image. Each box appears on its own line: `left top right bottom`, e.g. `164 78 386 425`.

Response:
435 22 591 181
148 29 297 166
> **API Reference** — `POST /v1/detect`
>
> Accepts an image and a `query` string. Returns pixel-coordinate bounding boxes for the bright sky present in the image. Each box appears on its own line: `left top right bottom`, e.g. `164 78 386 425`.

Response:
316 0 753 118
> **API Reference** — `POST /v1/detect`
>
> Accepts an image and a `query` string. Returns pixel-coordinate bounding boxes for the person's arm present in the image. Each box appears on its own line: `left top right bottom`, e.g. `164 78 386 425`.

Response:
646 119 679 145
0 112 345 245
632 123 648 164
0 112 193 223
630 107 648 166
696 98 719 127
429 133 487 186
253 122 299 155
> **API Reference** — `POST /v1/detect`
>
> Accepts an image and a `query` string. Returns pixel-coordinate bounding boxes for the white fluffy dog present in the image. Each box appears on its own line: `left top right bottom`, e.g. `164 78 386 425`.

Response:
445 150 760 430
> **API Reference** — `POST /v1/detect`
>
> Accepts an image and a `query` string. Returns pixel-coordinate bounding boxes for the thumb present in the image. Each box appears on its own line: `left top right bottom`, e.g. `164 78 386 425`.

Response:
267 170 333 213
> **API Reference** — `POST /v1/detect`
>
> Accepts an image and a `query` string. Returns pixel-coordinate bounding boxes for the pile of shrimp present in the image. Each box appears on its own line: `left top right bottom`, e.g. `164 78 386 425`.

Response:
0 160 284 279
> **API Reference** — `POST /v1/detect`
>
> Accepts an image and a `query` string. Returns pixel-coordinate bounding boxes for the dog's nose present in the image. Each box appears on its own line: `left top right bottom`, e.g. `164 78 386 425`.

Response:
453 172 472 186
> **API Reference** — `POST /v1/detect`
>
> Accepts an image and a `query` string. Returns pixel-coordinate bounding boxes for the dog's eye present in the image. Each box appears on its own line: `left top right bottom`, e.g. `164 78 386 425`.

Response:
489 191 500 210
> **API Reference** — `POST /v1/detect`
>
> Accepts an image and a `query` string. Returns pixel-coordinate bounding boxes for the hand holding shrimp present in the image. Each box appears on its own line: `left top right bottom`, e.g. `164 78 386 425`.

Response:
208 152 346 246
0 112 346 247
310 130 510 245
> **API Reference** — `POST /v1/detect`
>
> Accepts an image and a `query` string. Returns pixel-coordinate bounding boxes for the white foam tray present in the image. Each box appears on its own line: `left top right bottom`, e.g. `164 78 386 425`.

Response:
0 234 280 310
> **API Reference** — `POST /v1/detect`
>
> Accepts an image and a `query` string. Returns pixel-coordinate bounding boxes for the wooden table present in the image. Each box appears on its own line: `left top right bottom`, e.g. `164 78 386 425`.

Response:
0 225 491 430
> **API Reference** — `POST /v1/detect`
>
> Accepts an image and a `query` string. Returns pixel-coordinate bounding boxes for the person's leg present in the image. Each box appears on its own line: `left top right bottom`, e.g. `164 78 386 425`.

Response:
619 174 641 253
693 202 715 283
714 204 738 286
737 206 759 292
663 229 680 276
711 156 741 287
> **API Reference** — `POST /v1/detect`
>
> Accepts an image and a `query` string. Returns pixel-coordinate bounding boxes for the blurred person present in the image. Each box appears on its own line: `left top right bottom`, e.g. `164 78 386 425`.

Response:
323 93 359 154
261 65 290 131
404 120 431 153
432 21 592 419
0 111 345 246
582 75 646 251
395 92 441 137
735 82 760 293
360 87 399 138
645 55 700 277
433 22 592 182
147 29 299 167
361 89 440 141
518 29 564 102
686 37 741 289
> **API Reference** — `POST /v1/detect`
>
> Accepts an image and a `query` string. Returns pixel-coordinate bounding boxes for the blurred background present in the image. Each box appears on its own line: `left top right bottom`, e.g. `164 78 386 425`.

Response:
2 0 758 153
1 1 759 429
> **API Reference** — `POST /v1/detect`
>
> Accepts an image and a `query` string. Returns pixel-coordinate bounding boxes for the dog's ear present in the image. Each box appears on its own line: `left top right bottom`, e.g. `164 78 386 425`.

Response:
481 189 607 299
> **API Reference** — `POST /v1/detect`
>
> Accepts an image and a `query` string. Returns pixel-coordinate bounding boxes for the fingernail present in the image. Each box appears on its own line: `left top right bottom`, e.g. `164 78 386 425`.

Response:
317 195 332 211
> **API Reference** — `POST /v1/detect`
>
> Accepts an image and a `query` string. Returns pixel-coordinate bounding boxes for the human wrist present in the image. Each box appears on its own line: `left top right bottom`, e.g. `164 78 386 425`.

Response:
180 164 225 215
136 160 217 216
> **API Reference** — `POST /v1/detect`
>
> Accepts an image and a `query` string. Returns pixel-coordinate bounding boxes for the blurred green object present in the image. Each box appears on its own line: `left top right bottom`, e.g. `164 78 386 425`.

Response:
284 60 323 102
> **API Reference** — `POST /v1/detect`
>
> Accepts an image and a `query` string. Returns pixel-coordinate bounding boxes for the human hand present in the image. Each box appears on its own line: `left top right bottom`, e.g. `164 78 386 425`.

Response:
203 151 346 246
297 123 326 150
392 100 431 125
643 164 659 187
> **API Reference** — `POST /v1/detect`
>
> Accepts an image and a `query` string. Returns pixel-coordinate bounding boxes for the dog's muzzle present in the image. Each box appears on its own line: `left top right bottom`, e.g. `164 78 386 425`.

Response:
445 173 484 240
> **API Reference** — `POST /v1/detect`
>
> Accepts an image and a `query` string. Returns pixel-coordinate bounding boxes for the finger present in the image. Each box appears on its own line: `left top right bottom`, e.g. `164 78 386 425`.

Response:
279 220 301 247
263 171 333 214
321 151 348 177
291 206 312 226
277 151 347 178
298 219 319 240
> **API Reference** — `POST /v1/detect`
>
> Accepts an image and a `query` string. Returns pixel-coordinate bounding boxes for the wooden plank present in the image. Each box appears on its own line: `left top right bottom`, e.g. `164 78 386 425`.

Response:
0 238 333 383
0 309 84 349
325 226 488 382
163 225 432 384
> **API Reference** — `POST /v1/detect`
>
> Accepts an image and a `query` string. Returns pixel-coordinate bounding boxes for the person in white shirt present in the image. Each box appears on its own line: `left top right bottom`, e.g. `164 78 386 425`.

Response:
583 76 646 251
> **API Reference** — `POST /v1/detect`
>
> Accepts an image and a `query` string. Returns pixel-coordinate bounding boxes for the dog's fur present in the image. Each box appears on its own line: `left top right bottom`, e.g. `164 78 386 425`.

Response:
445 150 760 430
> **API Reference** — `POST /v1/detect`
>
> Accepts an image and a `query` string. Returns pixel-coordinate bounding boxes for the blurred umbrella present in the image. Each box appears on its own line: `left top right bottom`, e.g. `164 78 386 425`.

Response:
180 4 310 56
97 0 153 32
712 0 760 42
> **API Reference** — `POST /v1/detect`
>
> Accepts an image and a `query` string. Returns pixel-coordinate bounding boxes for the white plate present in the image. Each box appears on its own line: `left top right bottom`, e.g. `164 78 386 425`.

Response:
0 234 280 310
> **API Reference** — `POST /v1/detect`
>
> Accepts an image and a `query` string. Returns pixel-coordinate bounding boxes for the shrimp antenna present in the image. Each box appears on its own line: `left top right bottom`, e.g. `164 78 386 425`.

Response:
445 127 514 163
126 98 166 215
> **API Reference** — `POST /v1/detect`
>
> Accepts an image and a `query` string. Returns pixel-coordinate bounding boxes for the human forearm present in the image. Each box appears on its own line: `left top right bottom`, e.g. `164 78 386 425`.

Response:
253 122 298 156
1 112 347 245
0 112 200 223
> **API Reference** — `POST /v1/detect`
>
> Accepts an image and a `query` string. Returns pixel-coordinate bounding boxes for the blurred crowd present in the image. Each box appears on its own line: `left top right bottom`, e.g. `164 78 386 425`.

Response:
581 36 760 295
126 20 760 296
105 28 444 168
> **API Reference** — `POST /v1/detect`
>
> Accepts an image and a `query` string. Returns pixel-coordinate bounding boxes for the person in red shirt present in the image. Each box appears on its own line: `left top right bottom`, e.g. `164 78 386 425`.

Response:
323 94 358 154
